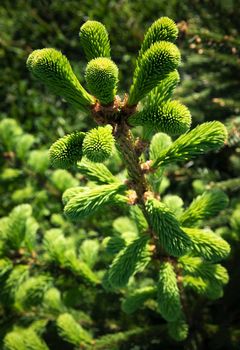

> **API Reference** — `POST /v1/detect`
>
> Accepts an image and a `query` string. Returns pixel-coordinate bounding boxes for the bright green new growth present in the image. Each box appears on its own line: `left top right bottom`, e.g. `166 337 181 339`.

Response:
77 158 117 184
15 275 51 310
79 20 111 61
128 41 181 106
62 186 88 205
149 132 172 161
183 228 230 262
152 121 228 169
138 17 178 60
85 57 118 105
64 183 126 221
180 256 228 300
182 275 224 300
82 125 115 162
43 287 63 312
144 70 180 106
130 100 191 135
179 256 229 288
145 198 192 257
180 189 229 227
157 261 182 321
27 48 94 110
57 313 92 346
4 329 49 350
49 132 85 169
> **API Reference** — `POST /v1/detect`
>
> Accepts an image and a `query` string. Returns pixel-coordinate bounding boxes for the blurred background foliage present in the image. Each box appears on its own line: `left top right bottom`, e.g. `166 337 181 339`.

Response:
0 0 240 349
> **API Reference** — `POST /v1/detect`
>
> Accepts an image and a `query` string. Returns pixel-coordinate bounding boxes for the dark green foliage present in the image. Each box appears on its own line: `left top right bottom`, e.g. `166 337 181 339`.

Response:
122 286 157 314
168 318 188 341
105 236 126 255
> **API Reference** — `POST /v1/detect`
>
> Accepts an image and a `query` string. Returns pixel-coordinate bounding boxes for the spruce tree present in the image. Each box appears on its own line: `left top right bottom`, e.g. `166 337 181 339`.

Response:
24 17 231 347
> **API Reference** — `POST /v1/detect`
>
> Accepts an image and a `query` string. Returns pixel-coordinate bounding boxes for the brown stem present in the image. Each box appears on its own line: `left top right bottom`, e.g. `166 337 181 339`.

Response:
114 120 148 201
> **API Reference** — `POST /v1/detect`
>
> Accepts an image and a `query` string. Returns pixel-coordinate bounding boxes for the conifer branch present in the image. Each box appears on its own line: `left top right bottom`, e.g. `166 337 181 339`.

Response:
26 16 231 345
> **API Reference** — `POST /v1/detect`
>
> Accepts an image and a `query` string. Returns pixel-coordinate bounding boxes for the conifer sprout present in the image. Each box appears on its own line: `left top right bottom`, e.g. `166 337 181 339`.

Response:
179 257 228 300
130 100 191 135
179 256 229 287
79 20 111 61
144 69 180 106
180 189 229 227
27 48 95 110
85 57 118 105
15 275 52 310
108 235 150 288
128 41 181 106
49 131 85 169
82 125 115 162
145 197 192 257
77 158 117 184
157 261 182 321
182 275 224 300
183 227 231 262
149 133 172 162
64 183 127 220
62 186 88 205
105 236 126 255
138 17 178 61
4 329 49 350
4 331 26 350
5 204 32 250
152 121 228 169
43 287 63 312
57 313 92 346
